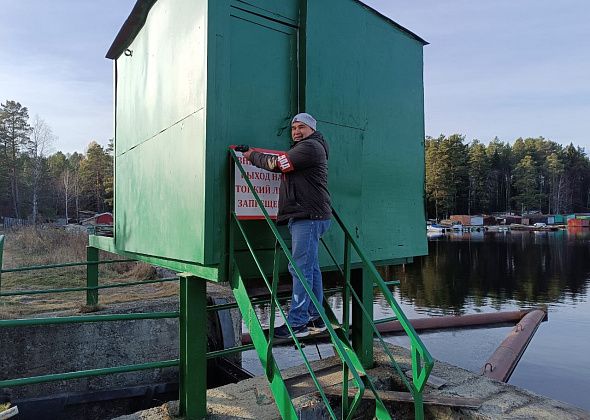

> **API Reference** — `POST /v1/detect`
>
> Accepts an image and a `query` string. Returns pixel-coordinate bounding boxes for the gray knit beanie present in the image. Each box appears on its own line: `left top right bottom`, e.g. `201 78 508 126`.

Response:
291 113 317 131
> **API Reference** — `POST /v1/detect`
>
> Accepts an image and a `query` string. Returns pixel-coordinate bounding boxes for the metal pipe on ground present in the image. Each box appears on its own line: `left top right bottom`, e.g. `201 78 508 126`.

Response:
375 309 540 334
482 309 547 382
241 309 543 345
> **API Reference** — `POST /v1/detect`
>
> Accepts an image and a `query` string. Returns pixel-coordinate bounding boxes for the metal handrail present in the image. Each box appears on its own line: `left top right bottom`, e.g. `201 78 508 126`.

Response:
319 217 431 419
232 214 351 419
229 147 433 419
0 359 179 388
0 311 180 328
0 277 180 297
0 259 136 273
0 233 248 391
331 210 434 419
229 149 390 420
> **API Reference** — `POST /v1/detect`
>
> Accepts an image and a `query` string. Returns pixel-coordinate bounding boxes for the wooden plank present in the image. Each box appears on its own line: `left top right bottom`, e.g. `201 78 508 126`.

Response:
405 370 447 389
325 388 482 409
283 363 355 398
0 406 19 420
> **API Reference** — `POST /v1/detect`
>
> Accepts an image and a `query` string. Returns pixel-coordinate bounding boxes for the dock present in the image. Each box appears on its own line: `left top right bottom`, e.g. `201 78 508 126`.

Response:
115 343 590 420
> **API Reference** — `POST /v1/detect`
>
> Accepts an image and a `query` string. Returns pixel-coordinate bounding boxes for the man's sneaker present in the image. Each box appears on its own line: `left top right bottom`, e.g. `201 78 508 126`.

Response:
307 317 327 333
274 324 309 339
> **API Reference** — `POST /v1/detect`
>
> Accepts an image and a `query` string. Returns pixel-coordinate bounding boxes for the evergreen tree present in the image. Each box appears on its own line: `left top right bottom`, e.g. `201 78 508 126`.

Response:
0 100 31 218
513 155 541 212
79 142 113 213
486 138 512 213
467 140 490 214
546 152 564 214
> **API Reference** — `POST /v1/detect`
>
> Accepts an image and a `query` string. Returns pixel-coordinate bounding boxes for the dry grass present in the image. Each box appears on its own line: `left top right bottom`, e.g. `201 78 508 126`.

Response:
0 226 178 318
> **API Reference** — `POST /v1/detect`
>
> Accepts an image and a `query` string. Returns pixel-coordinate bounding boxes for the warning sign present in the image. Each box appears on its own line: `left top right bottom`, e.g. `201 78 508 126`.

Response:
233 148 282 220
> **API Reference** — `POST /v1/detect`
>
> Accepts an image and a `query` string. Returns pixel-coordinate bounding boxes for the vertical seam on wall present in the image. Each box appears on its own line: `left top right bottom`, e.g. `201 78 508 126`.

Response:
298 0 308 113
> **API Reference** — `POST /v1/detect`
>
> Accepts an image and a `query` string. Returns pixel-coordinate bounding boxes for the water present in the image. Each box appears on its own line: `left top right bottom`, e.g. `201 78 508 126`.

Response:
244 229 590 410
390 230 590 410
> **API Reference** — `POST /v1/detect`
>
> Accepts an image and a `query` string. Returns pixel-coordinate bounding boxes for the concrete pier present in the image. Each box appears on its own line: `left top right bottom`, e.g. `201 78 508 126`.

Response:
115 343 590 419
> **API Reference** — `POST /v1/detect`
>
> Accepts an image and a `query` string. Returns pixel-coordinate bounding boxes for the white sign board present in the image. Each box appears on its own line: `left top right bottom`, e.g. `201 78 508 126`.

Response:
234 149 282 220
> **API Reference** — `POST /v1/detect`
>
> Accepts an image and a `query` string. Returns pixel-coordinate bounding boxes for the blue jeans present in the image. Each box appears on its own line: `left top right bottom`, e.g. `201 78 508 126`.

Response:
286 218 331 327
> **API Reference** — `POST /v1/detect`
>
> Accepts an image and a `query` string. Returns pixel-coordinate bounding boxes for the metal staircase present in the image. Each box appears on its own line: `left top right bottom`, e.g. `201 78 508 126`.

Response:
229 149 433 419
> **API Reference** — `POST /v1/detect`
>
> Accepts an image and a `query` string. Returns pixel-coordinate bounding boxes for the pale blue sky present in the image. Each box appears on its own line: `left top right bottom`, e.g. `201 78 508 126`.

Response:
1 1 588 153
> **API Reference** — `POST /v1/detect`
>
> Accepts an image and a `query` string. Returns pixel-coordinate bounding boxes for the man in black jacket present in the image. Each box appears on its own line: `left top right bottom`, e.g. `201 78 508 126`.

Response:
243 113 331 338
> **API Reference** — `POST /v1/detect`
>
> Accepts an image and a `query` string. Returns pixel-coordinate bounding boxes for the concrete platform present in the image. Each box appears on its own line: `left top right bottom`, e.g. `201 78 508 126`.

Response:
114 343 590 419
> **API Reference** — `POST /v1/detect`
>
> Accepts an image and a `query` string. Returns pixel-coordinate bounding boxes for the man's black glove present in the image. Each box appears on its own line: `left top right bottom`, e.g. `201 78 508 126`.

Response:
235 145 250 152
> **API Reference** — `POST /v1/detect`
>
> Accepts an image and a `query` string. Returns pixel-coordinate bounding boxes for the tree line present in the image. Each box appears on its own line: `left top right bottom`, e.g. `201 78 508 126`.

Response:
426 134 590 220
0 100 113 223
4 99 589 224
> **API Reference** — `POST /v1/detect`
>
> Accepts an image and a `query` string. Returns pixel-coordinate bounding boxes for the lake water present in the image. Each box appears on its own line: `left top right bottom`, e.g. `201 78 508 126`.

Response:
243 229 590 411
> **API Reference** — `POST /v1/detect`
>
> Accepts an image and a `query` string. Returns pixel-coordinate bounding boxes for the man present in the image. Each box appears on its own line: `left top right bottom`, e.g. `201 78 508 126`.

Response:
242 113 331 338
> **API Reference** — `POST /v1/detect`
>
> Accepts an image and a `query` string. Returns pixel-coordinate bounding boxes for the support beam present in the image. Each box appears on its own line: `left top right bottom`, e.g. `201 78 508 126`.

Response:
179 276 207 419
351 268 373 369
86 246 99 306
0 235 4 293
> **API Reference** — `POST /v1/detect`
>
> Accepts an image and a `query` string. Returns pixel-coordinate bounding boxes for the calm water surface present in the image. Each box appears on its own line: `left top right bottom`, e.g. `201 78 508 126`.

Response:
244 229 590 410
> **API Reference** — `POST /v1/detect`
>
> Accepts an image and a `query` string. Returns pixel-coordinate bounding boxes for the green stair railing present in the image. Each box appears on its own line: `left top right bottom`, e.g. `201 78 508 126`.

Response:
230 149 391 419
229 148 434 419
323 210 434 419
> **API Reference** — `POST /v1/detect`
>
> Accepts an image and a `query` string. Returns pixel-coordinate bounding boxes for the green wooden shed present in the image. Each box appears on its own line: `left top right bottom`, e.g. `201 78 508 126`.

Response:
105 0 428 281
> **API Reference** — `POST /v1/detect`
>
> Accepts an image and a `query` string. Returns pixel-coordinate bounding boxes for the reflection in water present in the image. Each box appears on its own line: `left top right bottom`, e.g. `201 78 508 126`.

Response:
393 230 590 315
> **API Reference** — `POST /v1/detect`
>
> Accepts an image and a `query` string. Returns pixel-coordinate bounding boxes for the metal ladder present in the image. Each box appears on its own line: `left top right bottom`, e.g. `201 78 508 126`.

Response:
229 149 433 419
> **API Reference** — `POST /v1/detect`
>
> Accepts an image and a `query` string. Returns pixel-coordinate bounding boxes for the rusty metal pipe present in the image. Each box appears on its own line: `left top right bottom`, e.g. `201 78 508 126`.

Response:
481 309 547 382
241 309 541 345
374 309 537 335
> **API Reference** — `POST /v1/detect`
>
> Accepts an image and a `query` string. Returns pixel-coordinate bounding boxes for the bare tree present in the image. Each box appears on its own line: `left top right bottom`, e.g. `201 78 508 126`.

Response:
28 115 55 223
62 169 71 223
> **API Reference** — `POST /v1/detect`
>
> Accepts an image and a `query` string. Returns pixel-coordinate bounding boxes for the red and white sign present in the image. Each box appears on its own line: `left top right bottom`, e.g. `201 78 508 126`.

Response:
233 148 282 220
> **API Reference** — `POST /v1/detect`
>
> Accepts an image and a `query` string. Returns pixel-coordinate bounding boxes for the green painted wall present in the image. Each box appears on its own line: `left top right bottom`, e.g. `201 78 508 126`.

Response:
305 0 428 262
114 0 208 263
110 0 427 279
204 1 299 268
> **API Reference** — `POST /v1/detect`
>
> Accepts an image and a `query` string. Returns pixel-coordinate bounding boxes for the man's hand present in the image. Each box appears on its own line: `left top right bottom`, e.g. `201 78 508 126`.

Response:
243 149 253 160
234 145 250 152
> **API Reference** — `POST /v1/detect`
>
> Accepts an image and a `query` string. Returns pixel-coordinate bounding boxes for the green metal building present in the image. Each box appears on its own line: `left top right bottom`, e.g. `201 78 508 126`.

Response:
101 1 434 418
106 0 428 280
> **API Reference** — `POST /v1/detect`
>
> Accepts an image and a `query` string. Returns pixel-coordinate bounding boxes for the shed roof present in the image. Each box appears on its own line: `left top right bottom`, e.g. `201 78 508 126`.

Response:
106 0 427 59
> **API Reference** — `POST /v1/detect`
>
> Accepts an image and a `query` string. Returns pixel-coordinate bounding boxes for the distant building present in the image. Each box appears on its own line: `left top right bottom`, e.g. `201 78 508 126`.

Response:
80 212 113 226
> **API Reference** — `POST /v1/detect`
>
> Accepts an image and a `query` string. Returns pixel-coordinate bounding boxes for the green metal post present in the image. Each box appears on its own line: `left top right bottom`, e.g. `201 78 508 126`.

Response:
0 235 4 293
179 275 207 420
86 246 99 306
351 267 374 369
266 242 280 381
412 349 425 420
342 237 351 417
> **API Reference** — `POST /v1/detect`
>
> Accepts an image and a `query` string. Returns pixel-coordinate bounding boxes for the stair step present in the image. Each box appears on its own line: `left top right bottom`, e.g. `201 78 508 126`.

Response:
259 324 342 344
324 388 483 409
283 362 359 399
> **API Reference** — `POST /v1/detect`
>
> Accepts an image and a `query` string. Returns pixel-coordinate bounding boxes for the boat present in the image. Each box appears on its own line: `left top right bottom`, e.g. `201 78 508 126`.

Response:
427 223 449 233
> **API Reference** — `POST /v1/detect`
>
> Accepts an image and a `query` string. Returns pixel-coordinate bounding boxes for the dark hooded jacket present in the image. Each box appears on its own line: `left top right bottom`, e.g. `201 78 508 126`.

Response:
248 131 331 224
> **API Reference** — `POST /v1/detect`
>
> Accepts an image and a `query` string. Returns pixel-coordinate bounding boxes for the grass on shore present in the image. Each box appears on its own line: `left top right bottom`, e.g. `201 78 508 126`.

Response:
0 226 178 318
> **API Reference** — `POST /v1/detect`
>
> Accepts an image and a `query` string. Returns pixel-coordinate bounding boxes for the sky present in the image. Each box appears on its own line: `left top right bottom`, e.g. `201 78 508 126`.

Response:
0 0 589 154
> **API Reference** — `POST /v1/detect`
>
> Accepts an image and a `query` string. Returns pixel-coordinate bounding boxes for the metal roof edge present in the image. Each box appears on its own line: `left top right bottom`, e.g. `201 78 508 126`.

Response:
106 0 158 60
105 0 428 60
354 0 429 46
